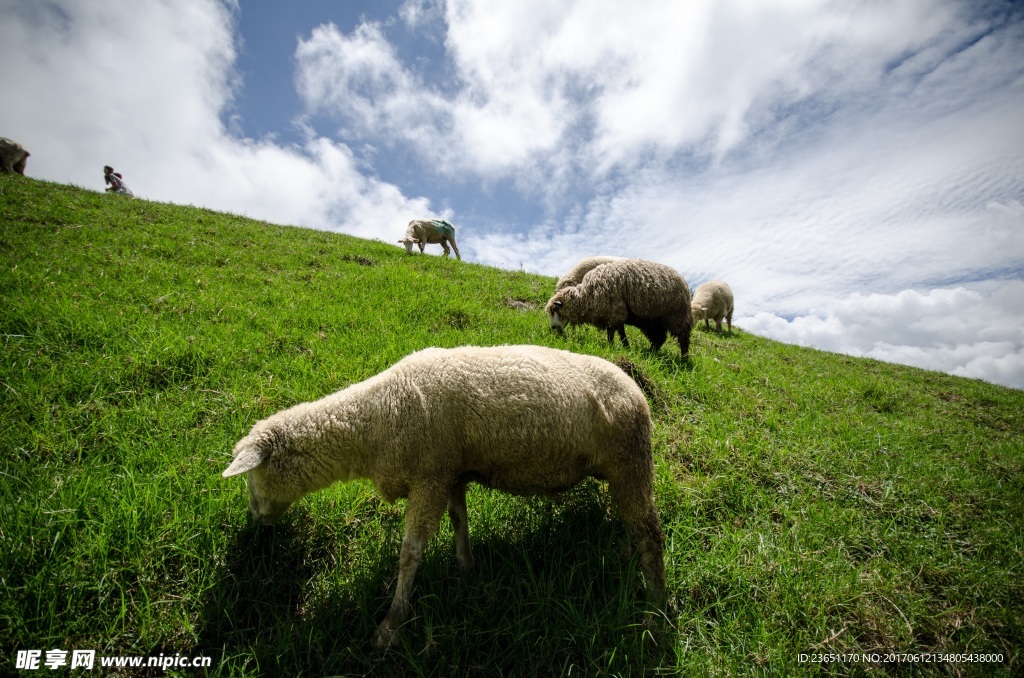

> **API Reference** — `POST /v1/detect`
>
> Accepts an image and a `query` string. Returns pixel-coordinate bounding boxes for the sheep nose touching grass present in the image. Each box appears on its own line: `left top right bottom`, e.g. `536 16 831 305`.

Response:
545 258 694 358
223 345 666 648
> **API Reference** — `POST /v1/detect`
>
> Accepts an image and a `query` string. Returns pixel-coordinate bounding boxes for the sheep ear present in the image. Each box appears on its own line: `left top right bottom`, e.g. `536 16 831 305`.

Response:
223 444 269 477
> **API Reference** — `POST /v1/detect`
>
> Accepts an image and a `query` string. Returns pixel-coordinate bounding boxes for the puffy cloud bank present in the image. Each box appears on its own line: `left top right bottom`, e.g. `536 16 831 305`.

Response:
742 282 1024 388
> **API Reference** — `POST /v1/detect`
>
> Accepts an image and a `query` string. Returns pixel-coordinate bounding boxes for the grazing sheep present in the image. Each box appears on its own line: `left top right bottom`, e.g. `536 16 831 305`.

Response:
223 345 665 647
691 280 734 333
545 259 694 358
0 137 30 175
398 219 461 259
555 255 628 291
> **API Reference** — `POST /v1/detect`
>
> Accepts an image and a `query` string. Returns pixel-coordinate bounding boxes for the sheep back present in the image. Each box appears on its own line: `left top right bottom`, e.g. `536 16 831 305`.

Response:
226 345 654 506
379 345 651 494
555 255 628 291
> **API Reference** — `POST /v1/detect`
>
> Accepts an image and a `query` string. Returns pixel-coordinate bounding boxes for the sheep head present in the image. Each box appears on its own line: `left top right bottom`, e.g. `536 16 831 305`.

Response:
544 293 569 334
223 429 299 525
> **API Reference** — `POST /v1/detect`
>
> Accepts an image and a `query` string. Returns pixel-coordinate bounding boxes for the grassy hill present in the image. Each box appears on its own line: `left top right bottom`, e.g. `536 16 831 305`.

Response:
2 175 1021 676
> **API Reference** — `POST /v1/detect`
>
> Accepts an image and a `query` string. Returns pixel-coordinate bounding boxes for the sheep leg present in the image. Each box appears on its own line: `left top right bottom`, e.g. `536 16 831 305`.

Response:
374 488 447 648
714 318 723 332
608 477 667 608
726 309 733 334
448 236 461 260
607 325 629 348
642 326 667 351
440 240 451 257
671 317 693 358
447 483 475 572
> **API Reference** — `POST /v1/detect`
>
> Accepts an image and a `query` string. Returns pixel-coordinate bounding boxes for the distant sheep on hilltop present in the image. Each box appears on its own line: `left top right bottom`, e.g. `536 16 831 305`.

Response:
398 219 461 259
691 280 734 333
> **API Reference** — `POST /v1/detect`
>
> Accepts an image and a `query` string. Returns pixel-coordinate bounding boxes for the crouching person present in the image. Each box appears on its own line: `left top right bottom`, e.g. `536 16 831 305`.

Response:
103 165 134 197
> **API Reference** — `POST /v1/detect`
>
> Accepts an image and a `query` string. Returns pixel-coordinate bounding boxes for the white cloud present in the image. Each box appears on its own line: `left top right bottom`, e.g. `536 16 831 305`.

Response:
399 0 446 32
0 0 430 237
740 282 1024 389
295 22 448 142
294 16 568 179
298 0 980 177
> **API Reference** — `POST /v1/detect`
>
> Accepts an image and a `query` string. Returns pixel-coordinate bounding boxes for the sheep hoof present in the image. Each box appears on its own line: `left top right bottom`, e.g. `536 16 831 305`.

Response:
372 625 398 649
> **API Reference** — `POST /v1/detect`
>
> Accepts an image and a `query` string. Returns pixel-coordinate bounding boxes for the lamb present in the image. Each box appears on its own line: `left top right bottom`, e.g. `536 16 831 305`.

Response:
0 137 30 175
223 344 665 647
555 255 628 291
545 259 694 358
691 280 734 333
398 218 461 259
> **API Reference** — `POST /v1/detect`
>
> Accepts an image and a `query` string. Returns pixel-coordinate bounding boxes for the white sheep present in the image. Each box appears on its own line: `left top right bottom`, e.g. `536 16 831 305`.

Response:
555 255 628 291
0 137 30 175
398 219 461 259
691 280 734 333
223 344 665 647
545 259 694 358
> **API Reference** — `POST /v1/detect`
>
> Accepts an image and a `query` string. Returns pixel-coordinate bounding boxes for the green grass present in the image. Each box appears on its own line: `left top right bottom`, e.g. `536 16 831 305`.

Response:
2 175 1022 676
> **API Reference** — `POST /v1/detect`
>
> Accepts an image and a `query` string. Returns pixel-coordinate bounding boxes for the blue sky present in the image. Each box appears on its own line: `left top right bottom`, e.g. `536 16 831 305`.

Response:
2 0 1023 388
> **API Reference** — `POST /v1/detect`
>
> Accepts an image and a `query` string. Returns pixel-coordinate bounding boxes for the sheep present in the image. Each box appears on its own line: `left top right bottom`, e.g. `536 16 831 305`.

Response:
545 259 694 358
0 137 30 175
398 219 461 259
691 280 734 333
555 255 628 291
223 344 665 647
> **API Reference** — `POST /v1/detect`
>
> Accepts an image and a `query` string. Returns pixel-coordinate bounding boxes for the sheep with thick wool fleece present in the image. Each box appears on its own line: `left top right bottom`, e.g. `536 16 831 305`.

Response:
546 259 694 358
691 280 735 333
223 344 665 647
555 255 628 291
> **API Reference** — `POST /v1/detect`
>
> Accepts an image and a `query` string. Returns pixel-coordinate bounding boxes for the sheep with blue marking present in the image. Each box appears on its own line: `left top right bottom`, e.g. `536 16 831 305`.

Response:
398 219 461 259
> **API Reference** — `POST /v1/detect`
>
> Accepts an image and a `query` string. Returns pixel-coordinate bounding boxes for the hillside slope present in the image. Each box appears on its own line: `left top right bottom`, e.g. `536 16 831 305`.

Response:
2 175 1021 675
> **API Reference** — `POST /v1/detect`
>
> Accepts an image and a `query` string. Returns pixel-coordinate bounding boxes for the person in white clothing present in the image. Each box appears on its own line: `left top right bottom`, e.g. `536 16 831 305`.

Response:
103 165 134 197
